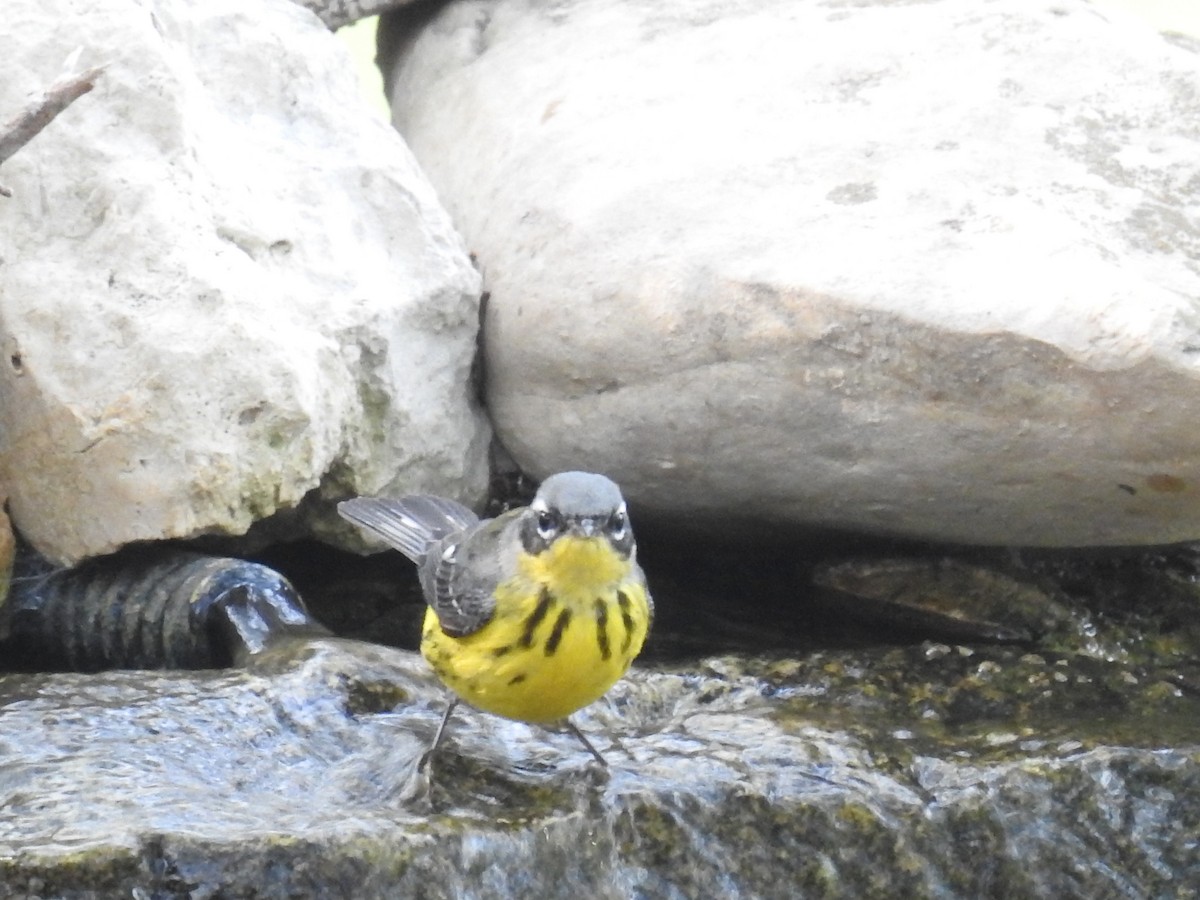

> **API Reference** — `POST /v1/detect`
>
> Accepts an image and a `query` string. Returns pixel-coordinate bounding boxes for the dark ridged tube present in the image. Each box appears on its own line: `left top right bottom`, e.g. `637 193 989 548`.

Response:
3 548 327 672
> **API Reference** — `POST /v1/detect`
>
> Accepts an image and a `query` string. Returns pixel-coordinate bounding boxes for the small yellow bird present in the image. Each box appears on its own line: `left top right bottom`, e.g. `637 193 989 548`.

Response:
338 471 653 764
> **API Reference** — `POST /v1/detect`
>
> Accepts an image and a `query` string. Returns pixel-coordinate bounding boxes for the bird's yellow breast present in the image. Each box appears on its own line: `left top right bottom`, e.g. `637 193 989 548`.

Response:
420 536 651 723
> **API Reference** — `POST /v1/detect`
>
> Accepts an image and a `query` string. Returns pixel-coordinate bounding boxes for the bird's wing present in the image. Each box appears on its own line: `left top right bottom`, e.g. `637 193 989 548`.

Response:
338 495 480 564
420 510 524 638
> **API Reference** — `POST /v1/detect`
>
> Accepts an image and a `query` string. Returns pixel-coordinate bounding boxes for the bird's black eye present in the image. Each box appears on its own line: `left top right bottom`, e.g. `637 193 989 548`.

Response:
537 510 556 540
608 509 627 540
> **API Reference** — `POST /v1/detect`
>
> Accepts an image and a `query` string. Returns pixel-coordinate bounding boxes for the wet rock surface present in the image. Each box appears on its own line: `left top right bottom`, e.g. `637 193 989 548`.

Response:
2 539 1199 900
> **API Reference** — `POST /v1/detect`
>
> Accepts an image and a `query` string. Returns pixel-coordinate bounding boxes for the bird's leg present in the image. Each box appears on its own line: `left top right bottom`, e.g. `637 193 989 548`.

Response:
423 698 459 765
564 719 608 767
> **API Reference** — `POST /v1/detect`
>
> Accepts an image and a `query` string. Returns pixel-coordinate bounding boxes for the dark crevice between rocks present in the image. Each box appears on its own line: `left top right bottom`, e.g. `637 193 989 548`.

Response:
6 513 1200 675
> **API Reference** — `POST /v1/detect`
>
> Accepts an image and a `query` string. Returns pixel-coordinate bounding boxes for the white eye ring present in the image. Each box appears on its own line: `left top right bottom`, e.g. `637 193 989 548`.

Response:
608 506 627 540
536 509 556 540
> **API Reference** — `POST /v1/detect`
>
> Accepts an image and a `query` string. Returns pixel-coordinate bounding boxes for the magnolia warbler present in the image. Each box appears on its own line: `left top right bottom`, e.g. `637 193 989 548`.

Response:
338 471 653 764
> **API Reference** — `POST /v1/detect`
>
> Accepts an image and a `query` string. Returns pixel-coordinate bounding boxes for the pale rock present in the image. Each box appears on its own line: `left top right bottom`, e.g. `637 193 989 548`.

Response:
0 0 490 564
383 0 1200 546
292 0 418 31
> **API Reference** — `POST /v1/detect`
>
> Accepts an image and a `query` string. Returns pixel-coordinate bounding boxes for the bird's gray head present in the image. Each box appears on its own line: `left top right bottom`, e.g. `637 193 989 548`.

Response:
520 471 634 555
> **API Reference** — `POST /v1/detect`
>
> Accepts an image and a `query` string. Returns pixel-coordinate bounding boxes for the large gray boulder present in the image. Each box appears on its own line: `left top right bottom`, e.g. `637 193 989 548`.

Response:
383 0 1200 547
0 0 490 563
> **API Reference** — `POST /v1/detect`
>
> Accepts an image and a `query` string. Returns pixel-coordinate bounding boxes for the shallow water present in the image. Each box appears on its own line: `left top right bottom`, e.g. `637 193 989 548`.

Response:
1 632 1197 897
3 542 1200 896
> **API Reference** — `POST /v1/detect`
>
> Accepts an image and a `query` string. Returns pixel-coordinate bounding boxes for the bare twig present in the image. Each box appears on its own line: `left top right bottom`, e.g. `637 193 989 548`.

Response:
0 63 106 195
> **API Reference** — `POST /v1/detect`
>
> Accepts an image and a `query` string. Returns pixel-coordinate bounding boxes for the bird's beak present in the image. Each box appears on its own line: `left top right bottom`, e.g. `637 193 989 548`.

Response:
573 518 600 538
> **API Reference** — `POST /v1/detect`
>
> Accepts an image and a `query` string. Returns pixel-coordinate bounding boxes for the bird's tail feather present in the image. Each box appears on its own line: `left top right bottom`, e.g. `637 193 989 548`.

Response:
338 495 480 563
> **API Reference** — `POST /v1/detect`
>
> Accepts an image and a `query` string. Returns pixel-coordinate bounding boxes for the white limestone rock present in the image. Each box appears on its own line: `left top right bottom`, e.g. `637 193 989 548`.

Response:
384 0 1200 546
0 0 490 564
